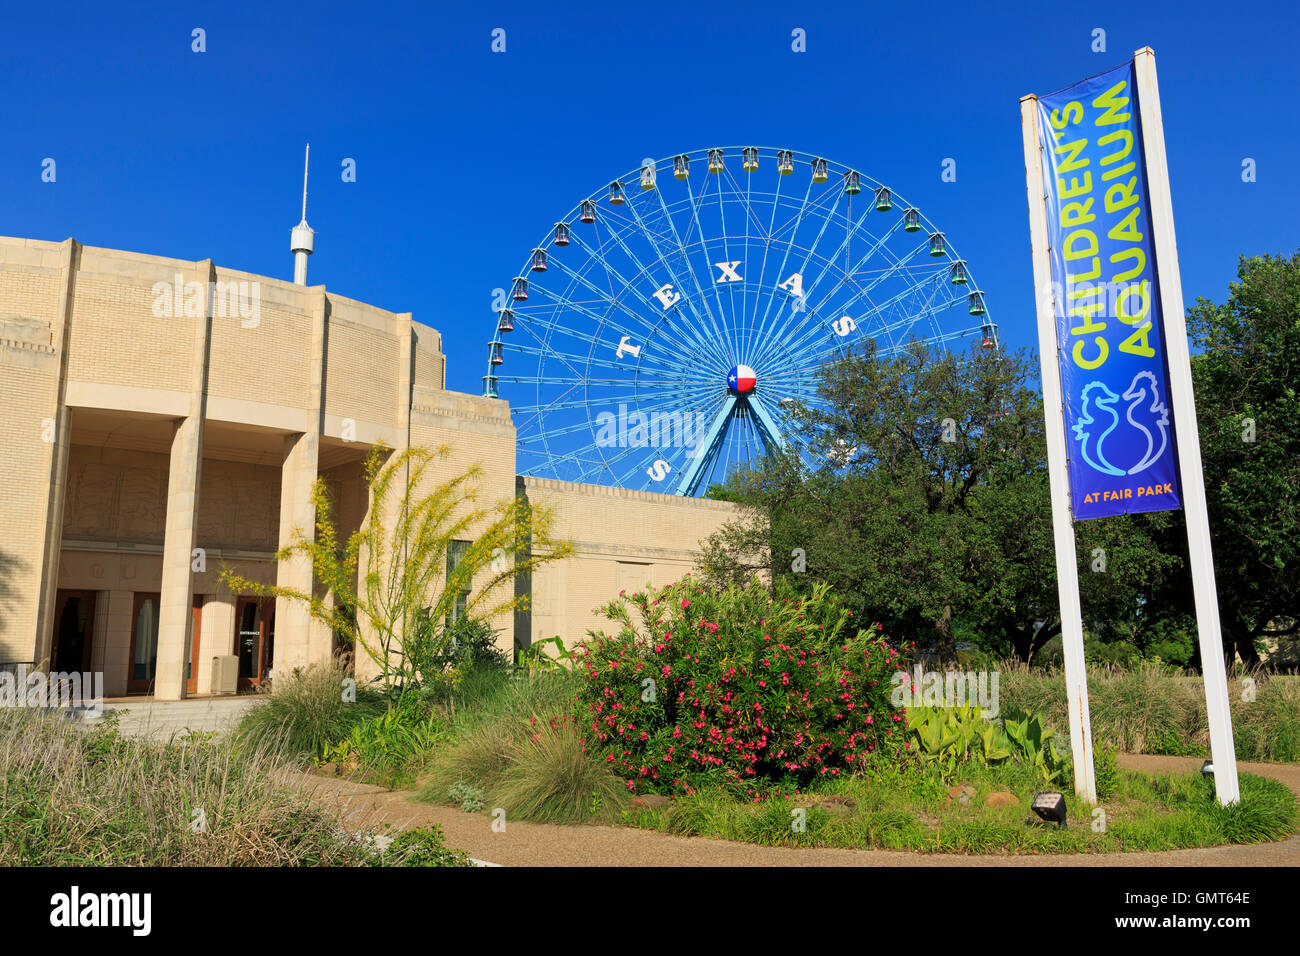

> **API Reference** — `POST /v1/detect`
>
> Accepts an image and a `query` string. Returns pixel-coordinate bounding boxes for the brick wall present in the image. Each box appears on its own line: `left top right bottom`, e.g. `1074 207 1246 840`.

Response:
0 238 64 661
516 477 745 650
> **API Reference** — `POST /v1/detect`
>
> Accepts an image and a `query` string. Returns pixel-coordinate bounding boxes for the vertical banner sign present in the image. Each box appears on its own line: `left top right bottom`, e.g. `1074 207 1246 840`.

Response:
1026 47 1241 806
1037 62 1182 520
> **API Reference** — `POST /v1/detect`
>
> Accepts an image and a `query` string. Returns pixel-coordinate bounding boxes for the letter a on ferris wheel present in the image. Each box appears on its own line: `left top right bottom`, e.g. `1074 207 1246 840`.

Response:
485 146 997 496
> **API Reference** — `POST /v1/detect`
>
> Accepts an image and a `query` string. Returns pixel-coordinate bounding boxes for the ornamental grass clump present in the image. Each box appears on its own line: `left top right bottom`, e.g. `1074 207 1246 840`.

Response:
0 707 466 866
576 577 907 797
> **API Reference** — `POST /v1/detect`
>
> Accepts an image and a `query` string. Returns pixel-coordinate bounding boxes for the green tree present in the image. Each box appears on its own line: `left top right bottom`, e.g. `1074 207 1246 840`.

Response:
221 444 572 700
698 338 1192 664
1075 512 1188 662
1177 251 1300 665
701 340 1057 661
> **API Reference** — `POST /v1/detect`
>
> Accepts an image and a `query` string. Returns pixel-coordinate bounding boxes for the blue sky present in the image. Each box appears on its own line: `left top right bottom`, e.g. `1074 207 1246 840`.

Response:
3 0 1296 397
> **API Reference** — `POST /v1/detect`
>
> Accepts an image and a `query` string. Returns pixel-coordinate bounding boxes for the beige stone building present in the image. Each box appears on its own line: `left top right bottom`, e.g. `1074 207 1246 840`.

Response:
0 236 741 699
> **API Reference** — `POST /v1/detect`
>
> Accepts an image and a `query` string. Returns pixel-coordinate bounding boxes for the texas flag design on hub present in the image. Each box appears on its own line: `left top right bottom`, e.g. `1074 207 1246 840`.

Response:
728 364 756 394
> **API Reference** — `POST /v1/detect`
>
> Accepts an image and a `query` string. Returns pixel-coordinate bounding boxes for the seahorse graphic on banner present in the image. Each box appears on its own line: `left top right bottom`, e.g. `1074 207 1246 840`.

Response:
1121 370 1171 475
1072 381 1127 476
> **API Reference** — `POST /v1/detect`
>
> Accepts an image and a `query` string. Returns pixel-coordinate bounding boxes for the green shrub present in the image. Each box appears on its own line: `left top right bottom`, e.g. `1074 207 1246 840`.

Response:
517 635 575 672
576 577 906 797
424 714 523 797
999 707 1068 783
373 826 471 867
416 667 629 824
318 696 443 789
233 660 386 763
448 781 485 812
415 615 511 705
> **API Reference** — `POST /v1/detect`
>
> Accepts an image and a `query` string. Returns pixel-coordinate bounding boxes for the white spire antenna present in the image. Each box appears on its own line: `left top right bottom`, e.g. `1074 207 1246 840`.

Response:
301 142 310 221
290 142 315 285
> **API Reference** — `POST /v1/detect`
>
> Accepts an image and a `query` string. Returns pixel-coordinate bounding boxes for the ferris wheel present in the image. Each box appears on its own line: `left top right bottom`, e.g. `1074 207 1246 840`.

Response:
485 146 997 496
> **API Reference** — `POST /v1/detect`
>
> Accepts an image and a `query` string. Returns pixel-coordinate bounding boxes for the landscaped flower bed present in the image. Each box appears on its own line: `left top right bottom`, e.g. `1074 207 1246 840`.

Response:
622 759 1300 853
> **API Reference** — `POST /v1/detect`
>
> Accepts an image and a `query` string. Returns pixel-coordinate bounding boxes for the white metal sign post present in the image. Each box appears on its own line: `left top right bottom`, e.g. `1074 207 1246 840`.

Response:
1021 48 1242 808
1132 46 1240 805
1019 94 1098 806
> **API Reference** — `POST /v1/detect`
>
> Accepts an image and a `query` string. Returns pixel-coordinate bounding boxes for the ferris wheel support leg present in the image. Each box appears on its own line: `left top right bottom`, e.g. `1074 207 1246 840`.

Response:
674 395 736 497
746 395 787 455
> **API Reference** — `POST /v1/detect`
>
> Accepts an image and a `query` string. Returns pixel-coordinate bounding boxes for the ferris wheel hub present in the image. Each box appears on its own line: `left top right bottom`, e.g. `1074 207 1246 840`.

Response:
727 364 757 395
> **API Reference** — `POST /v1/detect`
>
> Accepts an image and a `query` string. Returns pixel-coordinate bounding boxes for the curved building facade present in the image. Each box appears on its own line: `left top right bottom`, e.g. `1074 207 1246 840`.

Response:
0 236 740 699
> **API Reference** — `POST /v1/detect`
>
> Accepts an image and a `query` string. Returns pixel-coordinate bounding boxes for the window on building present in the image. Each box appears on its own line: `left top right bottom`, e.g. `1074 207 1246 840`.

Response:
133 597 158 679
447 540 471 629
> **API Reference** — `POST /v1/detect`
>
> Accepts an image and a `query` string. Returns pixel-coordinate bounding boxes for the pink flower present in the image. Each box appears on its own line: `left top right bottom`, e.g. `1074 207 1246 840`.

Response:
681 599 691 609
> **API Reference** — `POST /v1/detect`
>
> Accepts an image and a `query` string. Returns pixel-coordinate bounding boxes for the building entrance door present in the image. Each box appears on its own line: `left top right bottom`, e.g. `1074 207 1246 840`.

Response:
234 597 275 690
52 590 96 673
127 592 161 694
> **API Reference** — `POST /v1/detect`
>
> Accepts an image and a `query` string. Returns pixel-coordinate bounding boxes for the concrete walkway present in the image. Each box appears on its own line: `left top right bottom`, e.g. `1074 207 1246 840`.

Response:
300 753 1300 867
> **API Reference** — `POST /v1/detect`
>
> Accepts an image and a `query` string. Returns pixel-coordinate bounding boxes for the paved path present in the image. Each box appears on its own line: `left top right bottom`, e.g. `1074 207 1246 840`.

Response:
301 754 1300 867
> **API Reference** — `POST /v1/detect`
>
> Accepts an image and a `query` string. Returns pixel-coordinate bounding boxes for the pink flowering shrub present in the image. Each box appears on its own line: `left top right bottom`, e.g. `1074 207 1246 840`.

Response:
575 577 908 797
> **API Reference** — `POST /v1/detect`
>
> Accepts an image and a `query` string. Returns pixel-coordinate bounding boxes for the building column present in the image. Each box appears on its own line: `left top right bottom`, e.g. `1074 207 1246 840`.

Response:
154 415 203 699
32 239 79 670
272 287 328 677
153 261 213 700
273 431 319 674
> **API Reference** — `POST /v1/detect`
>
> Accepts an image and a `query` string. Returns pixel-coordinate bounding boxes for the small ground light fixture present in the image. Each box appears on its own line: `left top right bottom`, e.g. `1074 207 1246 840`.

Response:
1201 760 1214 778
1030 791 1067 829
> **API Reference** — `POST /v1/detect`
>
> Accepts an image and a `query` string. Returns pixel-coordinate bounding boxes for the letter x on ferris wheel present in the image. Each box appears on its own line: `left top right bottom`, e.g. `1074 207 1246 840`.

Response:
484 146 998 496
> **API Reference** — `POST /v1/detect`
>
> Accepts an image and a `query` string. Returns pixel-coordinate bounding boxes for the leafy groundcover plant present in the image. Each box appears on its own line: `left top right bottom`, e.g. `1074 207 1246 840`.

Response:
576 576 906 798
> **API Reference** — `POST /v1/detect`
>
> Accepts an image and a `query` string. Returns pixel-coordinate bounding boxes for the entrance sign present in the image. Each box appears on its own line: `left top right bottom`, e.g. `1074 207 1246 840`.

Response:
1022 48 1241 806
1036 60 1181 520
